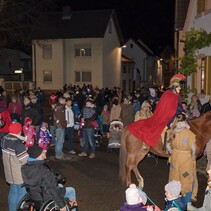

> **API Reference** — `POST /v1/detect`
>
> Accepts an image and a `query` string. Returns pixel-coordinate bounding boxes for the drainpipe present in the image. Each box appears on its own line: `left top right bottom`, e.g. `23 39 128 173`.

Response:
32 43 37 89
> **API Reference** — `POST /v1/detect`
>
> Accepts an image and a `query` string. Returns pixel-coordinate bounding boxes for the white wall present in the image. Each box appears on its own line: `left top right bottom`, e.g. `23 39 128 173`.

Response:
103 17 122 89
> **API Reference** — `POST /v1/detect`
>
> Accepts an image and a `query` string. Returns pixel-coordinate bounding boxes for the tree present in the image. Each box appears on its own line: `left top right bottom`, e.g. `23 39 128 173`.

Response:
0 0 58 54
180 28 211 76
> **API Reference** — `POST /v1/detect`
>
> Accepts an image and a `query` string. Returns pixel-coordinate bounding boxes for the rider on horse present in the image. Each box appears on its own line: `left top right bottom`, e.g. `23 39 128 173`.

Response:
127 73 186 148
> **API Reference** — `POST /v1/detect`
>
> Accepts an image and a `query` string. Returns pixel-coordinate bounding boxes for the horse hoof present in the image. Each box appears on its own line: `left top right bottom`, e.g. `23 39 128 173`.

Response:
138 181 144 189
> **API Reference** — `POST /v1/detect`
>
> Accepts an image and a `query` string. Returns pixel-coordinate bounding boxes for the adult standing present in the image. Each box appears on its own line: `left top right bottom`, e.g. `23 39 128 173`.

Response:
167 114 198 210
54 96 69 160
65 98 75 154
0 100 12 156
120 95 134 127
201 96 211 114
198 164 211 211
1 122 28 211
110 99 122 123
21 96 41 128
78 99 97 159
7 96 22 122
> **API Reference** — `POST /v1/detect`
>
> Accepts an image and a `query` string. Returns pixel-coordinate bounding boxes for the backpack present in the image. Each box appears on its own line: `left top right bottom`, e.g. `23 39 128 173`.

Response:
0 113 5 128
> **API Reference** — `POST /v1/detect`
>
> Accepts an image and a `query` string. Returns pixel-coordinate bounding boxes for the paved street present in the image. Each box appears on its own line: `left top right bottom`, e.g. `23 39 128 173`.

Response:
0 138 208 211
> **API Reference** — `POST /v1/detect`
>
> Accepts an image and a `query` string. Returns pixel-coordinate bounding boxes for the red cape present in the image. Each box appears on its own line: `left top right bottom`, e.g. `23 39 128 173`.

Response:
127 90 178 147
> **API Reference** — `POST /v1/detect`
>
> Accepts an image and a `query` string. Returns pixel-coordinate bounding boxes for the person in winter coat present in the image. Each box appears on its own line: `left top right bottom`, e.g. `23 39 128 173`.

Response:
110 99 121 123
21 96 41 127
7 96 22 122
21 145 76 211
54 96 69 160
167 114 198 210
0 100 12 156
120 183 152 211
198 164 211 211
36 122 51 152
134 100 153 122
78 98 97 159
1 123 28 211
23 117 36 148
164 180 187 211
120 95 134 127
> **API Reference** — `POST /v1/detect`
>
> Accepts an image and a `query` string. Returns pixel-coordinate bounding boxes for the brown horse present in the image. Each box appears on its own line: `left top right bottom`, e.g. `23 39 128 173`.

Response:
119 111 211 188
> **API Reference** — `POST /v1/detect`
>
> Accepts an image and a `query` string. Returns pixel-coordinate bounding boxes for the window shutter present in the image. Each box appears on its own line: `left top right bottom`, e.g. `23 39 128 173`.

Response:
205 56 211 95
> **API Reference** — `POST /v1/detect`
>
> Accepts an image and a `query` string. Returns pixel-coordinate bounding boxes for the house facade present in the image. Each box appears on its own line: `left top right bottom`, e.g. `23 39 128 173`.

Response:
122 39 160 89
176 0 211 101
32 9 124 91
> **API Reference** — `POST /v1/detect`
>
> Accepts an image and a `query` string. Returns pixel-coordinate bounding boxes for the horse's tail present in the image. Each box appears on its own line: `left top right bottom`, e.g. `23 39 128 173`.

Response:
119 127 128 185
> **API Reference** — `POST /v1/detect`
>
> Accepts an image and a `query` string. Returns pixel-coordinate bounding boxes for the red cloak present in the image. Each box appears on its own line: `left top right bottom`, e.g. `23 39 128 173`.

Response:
127 90 179 147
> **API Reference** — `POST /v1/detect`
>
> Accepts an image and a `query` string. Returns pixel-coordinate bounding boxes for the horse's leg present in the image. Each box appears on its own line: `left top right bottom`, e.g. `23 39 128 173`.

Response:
133 148 149 189
125 151 135 187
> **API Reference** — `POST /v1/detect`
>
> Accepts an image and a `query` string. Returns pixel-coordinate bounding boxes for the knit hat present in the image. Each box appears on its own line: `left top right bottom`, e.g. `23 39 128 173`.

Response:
125 184 147 205
8 122 22 134
165 180 181 197
24 117 32 125
27 145 43 158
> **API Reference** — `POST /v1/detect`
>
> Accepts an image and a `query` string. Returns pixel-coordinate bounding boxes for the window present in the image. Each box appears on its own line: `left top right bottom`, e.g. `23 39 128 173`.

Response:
197 0 206 15
43 44 52 59
122 80 126 91
122 64 127 73
43 71 52 82
108 21 112 34
75 71 92 83
130 44 133 48
75 45 92 57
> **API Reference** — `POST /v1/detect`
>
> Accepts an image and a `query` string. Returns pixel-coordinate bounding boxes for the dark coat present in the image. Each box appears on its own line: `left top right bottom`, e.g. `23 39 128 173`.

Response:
21 104 41 126
21 160 66 209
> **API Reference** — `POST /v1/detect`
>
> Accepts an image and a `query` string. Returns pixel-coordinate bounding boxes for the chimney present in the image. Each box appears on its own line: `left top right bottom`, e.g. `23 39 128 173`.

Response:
62 6 72 20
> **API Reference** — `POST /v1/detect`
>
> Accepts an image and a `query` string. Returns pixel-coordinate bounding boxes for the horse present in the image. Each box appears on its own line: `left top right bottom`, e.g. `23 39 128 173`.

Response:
119 111 211 188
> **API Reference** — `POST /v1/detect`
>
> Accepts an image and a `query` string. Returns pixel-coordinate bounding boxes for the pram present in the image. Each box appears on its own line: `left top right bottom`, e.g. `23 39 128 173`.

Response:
108 120 123 149
94 115 103 147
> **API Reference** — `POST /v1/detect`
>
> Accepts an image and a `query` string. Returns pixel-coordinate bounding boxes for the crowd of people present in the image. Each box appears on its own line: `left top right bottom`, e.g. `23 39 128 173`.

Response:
1 78 211 210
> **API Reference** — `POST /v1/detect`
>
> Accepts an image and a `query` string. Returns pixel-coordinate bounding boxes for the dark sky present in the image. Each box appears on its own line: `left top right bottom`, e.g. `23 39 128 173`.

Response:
56 0 175 52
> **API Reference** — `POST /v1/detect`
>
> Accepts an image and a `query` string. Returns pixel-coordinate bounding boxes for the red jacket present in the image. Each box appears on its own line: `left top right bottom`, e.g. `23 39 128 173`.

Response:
0 109 12 133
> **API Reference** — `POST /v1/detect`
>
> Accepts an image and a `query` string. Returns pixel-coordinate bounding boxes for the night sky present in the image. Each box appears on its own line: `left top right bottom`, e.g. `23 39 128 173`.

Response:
56 0 175 53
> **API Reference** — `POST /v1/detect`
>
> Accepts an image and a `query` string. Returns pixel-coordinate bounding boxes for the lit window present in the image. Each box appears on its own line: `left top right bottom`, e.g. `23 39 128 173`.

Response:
43 44 52 59
75 45 92 57
43 71 52 82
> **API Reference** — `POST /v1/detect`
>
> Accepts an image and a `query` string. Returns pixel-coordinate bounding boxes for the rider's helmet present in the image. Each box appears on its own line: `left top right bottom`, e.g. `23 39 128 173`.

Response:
169 73 186 87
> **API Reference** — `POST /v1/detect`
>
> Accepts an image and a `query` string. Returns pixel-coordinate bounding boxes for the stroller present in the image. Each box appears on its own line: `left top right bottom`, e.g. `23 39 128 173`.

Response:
108 120 123 149
94 115 103 147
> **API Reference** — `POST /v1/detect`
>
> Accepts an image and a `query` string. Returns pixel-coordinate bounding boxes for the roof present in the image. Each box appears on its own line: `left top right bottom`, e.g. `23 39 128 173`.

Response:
32 9 124 44
175 0 190 30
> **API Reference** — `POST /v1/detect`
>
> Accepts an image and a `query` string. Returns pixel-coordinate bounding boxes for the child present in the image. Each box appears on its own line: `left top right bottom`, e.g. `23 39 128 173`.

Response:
36 122 51 152
23 117 36 148
120 183 151 211
164 180 187 211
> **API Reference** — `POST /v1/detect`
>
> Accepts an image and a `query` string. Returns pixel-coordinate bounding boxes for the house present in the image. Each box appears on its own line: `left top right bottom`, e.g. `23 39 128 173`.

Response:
175 0 211 102
121 55 135 93
122 38 160 89
0 48 32 95
0 48 31 81
32 8 125 91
